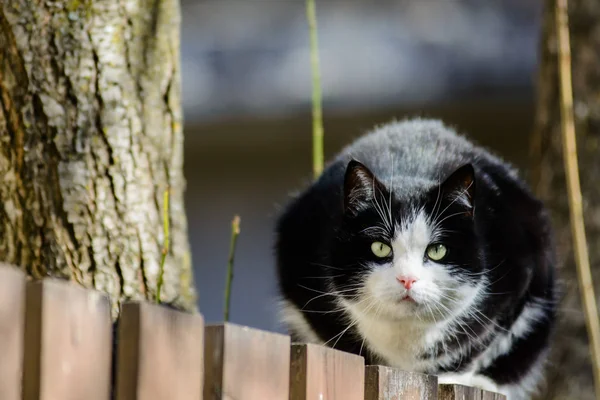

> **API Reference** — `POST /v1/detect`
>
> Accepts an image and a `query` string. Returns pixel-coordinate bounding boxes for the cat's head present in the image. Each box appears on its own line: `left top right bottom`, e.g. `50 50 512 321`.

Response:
330 160 484 322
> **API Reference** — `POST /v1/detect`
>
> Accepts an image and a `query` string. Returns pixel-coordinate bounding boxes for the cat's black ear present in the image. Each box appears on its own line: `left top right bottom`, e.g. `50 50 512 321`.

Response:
440 164 476 211
344 160 386 214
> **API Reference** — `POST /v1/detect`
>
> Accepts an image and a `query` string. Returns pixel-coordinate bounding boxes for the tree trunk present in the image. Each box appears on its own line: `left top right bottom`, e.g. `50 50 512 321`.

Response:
0 0 195 317
532 0 600 398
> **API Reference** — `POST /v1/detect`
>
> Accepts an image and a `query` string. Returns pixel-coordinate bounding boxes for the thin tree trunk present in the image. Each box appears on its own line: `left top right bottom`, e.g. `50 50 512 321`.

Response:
532 0 600 398
0 0 195 317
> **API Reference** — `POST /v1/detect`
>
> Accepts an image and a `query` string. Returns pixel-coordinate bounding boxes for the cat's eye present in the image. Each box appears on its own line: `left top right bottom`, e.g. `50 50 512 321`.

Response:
371 241 392 258
426 243 447 261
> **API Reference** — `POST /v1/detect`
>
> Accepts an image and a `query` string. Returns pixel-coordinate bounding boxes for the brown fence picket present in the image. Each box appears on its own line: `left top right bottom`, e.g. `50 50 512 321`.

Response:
365 365 438 400
204 323 290 400
439 384 506 400
439 384 481 399
22 279 112 400
115 302 205 400
0 265 26 400
482 390 507 400
290 343 365 400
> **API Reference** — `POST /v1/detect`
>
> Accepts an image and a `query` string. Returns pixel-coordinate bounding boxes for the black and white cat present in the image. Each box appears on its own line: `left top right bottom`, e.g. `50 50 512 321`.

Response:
275 119 556 400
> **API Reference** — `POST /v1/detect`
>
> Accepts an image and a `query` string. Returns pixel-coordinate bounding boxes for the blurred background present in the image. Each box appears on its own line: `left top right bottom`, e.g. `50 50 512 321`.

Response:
181 0 543 332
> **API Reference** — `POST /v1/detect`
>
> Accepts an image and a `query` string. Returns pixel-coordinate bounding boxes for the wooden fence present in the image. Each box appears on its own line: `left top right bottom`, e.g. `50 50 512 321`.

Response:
0 264 506 400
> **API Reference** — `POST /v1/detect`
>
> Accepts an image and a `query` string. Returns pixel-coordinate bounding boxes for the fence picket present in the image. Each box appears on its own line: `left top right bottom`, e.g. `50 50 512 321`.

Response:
365 365 438 400
290 343 365 400
439 384 507 400
22 279 112 400
482 390 507 400
204 323 290 400
115 302 204 400
439 384 481 399
0 265 26 400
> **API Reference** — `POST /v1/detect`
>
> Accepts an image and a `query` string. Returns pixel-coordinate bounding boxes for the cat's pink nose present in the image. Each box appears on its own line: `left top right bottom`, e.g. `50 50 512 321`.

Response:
397 276 418 290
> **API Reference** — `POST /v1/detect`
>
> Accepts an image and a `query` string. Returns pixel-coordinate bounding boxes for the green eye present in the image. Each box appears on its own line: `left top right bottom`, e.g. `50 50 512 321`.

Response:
426 244 447 261
371 241 392 258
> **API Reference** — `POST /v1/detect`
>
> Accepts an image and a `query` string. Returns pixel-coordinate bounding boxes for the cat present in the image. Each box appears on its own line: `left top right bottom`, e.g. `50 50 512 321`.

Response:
274 119 557 400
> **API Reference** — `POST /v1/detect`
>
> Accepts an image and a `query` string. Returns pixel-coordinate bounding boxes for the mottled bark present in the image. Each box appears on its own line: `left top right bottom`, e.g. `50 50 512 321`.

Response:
0 0 195 317
532 0 600 398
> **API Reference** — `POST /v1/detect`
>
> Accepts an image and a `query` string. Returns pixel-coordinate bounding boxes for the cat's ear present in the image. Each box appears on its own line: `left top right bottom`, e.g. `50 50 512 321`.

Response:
344 160 386 214
440 164 476 211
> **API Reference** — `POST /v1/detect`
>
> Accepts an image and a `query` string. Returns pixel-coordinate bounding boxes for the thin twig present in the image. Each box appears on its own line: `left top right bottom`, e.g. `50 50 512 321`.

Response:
555 0 600 396
156 189 170 303
306 0 324 179
224 215 240 322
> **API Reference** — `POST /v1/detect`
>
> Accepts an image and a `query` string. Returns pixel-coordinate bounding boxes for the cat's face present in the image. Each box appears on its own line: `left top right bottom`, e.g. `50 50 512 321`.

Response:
331 160 484 323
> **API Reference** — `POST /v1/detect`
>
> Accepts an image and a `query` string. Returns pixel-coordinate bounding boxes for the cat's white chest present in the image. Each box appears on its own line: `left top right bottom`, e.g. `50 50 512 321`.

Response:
355 314 443 372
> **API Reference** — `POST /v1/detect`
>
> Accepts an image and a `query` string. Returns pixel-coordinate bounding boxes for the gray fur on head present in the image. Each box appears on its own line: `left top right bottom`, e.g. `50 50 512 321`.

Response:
333 118 514 200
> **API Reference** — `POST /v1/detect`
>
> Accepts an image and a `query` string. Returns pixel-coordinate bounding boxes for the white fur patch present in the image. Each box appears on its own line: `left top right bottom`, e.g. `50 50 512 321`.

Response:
475 301 548 370
278 299 322 344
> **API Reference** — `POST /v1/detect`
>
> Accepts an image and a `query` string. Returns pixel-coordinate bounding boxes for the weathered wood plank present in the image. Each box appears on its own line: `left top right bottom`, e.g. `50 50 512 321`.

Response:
0 265 26 400
290 343 365 400
438 385 482 400
22 279 112 400
204 323 290 400
365 365 438 400
481 390 506 400
115 302 204 400
439 384 482 400
439 384 506 400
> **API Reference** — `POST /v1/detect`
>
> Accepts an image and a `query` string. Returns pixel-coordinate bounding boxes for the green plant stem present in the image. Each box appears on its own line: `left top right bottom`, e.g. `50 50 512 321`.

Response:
306 0 324 179
224 215 240 322
156 189 170 303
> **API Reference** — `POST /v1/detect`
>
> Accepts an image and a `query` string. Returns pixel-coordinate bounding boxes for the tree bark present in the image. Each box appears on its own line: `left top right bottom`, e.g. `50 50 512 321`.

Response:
0 0 195 317
532 0 600 398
